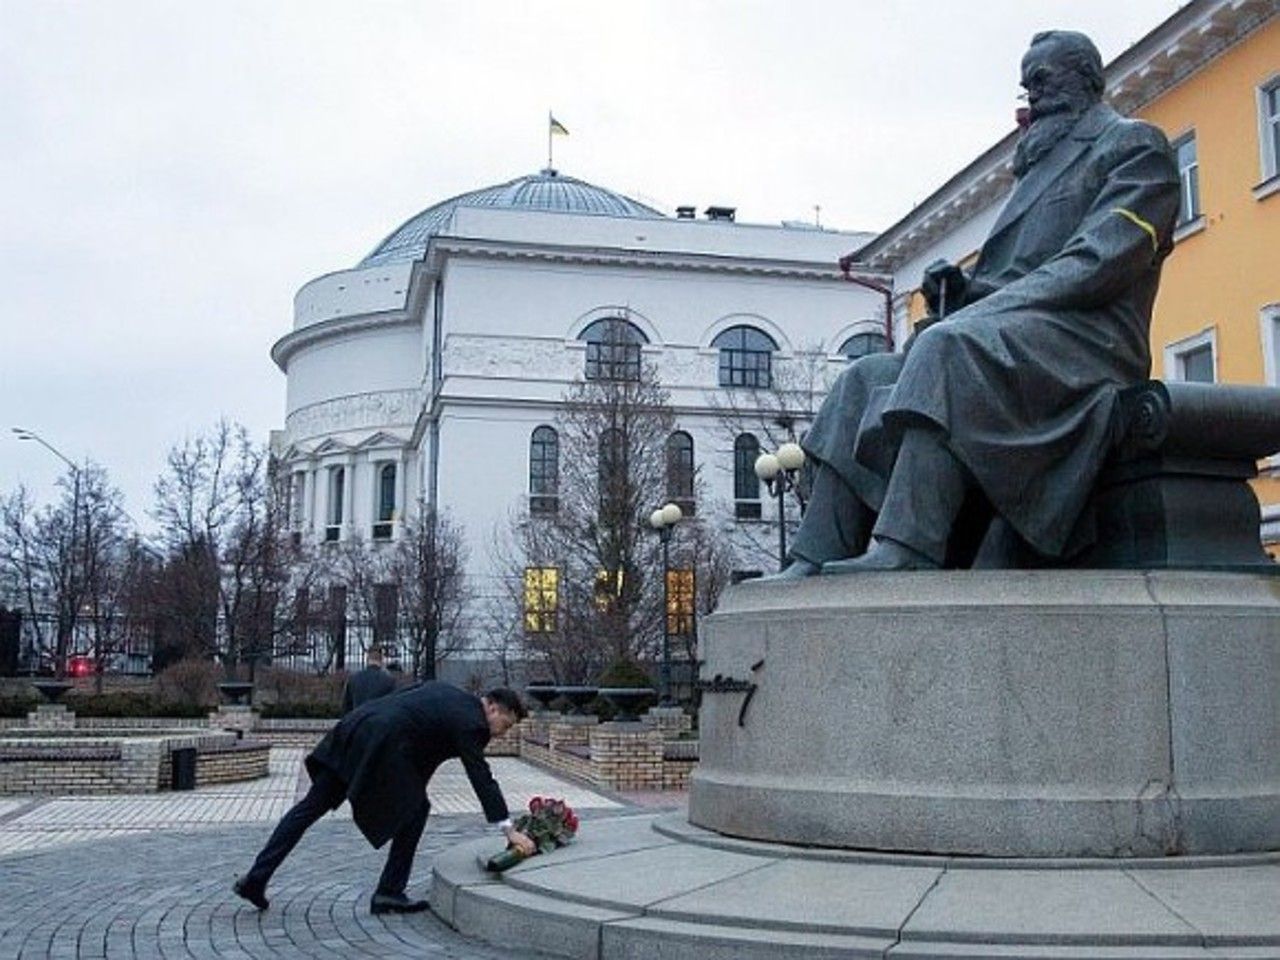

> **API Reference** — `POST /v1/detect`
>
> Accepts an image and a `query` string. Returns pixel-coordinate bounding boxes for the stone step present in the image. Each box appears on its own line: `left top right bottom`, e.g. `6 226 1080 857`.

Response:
433 814 1280 960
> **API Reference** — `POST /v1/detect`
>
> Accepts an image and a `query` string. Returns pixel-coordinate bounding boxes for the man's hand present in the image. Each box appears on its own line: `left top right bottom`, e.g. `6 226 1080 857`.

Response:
920 259 968 316
505 827 536 856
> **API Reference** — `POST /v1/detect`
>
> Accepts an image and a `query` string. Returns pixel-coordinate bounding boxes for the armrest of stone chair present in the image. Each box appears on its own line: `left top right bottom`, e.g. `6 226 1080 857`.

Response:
1115 380 1280 463
1086 379 1280 569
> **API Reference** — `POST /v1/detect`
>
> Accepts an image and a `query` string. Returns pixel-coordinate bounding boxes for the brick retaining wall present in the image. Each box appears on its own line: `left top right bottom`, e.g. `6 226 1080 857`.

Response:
517 710 699 792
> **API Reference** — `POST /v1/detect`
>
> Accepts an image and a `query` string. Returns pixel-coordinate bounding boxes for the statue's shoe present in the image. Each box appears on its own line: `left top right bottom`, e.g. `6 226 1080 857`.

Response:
822 540 939 573
756 559 820 582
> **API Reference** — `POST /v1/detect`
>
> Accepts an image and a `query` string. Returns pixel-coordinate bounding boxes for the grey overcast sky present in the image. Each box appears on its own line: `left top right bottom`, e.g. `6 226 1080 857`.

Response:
1 0 1181 529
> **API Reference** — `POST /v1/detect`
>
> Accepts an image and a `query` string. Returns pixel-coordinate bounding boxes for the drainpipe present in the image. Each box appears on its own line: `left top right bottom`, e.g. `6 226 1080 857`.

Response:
838 255 895 352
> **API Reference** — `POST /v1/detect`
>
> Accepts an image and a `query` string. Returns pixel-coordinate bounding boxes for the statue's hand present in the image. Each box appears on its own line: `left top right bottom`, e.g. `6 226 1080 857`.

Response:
920 260 967 316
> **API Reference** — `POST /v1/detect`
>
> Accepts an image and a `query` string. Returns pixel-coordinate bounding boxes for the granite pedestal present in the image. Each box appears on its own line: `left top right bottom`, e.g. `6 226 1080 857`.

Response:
690 570 1280 858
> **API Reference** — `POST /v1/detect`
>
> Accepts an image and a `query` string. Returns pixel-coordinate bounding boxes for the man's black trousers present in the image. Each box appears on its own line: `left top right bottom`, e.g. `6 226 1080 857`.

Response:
245 766 430 895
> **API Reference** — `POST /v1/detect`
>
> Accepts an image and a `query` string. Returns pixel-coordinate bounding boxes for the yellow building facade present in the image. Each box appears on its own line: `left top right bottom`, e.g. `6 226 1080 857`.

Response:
1132 13 1280 552
856 0 1280 556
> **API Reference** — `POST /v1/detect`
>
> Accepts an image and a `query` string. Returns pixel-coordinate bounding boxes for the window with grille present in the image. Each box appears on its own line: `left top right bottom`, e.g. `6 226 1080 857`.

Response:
734 433 761 519
580 317 646 381
839 331 889 360
1260 79 1280 182
326 466 345 542
373 463 396 539
598 428 626 520
1173 133 1200 226
713 325 777 388
529 426 559 514
665 431 695 514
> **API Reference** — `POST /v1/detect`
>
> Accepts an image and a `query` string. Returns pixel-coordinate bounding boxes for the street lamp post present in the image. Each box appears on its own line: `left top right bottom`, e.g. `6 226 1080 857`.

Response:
648 501 683 706
13 427 81 678
754 442 806 572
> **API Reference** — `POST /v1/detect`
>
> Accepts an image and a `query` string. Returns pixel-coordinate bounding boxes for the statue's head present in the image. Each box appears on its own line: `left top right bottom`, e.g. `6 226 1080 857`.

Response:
1021 31 1104 122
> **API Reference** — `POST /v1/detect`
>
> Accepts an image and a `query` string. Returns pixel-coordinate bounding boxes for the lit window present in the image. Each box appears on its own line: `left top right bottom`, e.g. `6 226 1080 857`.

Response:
580 317 647 381
373 463 395 540
1260 79 1280 182
734 434 761 519
529 426 559 515
713 325 777 388
666 431 695 513
839 332 889 360
666 568 695 637
594 568 624 611
523 568 559 633
1173 133 1200 226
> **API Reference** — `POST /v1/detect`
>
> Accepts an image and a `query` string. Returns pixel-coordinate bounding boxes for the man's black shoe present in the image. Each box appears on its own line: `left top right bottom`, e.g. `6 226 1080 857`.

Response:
370 891 430 915
232 877 269 911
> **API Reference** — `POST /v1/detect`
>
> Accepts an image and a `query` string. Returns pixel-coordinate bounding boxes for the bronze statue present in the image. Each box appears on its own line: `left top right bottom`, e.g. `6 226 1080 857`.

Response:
770 30 1180 577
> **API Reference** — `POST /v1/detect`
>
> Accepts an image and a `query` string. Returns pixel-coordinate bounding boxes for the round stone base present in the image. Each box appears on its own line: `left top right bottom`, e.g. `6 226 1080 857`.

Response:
432 813 1280 959
688 570 1280 857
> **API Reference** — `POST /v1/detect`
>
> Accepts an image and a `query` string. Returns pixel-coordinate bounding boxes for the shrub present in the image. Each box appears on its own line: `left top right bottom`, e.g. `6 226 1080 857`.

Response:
254 666 344 709
258 700 342 719
61 691 207 718
597 659 655 689
154 658 222 709
0 695 38 718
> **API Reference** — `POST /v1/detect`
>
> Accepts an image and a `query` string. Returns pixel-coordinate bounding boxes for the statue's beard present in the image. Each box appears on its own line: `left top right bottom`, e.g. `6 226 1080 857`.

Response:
1013 104 1089 177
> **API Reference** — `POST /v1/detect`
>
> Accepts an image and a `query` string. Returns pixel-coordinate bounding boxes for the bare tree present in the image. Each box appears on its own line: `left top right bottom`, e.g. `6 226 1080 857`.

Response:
317 505 470 680
705 343 836 569
496 357 732 685
0 463 129 677
151 420 303 674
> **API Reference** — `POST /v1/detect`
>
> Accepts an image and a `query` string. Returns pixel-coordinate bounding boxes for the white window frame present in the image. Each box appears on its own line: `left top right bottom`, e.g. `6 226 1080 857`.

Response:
1163 327 1217 384
1257 74 1280 198
1170 130 1203 237
1261 304 1280 388
1261 304 1280 471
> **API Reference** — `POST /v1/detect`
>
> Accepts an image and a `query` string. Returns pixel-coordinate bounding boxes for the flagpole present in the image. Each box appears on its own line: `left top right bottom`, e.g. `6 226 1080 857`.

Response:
547 110 553 171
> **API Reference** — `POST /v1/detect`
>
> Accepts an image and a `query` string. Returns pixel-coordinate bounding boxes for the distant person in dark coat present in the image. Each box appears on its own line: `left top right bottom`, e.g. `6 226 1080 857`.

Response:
341 646 396 714
233 683 535 915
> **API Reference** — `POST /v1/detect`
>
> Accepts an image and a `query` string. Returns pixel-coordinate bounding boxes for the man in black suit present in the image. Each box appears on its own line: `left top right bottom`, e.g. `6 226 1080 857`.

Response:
341 645 396 714
233 683 535 915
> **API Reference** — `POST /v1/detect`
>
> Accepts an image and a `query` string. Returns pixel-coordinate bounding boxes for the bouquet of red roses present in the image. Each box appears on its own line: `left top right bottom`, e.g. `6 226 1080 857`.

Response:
486 795 580 872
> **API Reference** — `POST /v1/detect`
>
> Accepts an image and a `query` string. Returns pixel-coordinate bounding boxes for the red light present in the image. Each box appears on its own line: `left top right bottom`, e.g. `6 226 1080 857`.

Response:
68 656 92 677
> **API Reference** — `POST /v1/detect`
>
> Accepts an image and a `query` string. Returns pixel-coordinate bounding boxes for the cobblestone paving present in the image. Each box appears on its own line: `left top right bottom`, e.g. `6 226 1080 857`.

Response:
0 752 633 958
0 818 549 958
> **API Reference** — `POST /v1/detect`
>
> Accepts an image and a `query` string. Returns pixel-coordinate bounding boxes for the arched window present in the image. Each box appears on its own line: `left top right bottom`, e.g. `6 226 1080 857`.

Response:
373 463 396 539
714 325 776 388
598 428 626 519
529 426 559 515
839 331 889 360
326 466 345 542
666 431 695 513
734 434 761 519
580 317 647 381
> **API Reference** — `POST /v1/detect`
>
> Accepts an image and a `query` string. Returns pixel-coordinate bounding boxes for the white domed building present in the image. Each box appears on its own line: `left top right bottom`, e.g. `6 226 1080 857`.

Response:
270 169 888 644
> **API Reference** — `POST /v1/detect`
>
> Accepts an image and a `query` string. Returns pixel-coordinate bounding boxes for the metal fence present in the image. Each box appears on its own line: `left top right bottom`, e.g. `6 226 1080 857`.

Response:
2 611 450 678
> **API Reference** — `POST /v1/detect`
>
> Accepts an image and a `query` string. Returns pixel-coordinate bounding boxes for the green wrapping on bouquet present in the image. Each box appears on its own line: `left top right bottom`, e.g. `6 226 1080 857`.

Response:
485 847 529 872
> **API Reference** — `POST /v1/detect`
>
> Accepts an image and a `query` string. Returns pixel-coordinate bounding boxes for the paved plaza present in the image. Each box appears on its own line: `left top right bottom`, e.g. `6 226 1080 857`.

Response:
0 749 662 959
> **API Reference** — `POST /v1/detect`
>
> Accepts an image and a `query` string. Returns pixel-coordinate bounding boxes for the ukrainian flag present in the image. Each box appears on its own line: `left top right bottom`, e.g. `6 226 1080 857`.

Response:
550 115 569 136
